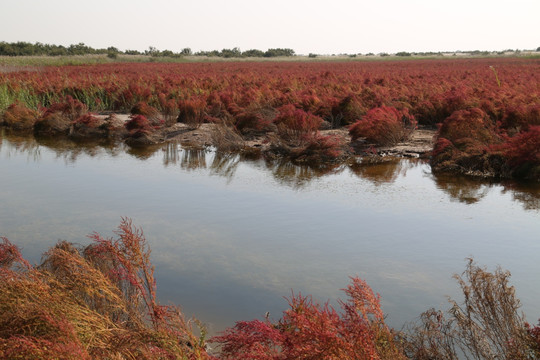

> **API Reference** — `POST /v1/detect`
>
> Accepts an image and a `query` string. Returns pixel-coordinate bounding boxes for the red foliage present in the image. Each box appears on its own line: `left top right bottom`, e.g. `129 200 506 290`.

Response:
295 134 347 162
500 103 540 133
125 114 155 135
212 277 404 360
44 95 88 121
274 104 323 138
72 113 100 128
437 108 499 152
177 98 205 128
528 320 540 352
501 126 540 167
349 106 416 145
234 111 274 133
1 58 539 177
131 101 160 118
1 102 38 130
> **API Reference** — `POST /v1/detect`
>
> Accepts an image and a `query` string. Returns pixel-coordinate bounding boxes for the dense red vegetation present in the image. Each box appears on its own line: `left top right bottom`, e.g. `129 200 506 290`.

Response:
212 277 404 359
349 106 416 145
1 58 538 178
2 222 540 359
0 220 211 359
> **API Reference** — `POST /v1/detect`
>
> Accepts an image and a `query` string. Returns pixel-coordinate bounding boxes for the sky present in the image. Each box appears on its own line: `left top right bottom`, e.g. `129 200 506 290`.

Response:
1 0 539 55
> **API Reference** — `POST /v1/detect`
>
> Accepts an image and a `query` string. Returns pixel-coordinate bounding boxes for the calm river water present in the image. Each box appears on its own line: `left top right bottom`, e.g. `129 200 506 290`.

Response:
1 132 539 335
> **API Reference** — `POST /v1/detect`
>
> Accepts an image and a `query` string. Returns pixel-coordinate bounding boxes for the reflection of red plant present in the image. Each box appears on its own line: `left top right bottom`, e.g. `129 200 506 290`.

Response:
349 106 416 146
212 277 404 359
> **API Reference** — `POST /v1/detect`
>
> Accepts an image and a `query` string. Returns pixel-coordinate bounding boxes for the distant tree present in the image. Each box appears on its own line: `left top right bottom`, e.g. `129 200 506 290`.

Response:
107 46 119 59
396 51 411 56
220 47 241 58
264 48 295 57
160 49 175 57
125 49 142 55
242 49 265 57
146 46 159 57
308 53 318 58
180 47 192 56
68 43 93 55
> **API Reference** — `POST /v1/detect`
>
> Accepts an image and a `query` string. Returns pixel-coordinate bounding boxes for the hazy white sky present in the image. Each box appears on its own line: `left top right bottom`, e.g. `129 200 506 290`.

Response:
1 0 538 54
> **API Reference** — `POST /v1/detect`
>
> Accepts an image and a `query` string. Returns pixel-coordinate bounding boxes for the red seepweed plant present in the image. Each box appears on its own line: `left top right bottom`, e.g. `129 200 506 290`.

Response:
0 219 210 359
1 102 39 131
212 277 404 360
349 106 417 146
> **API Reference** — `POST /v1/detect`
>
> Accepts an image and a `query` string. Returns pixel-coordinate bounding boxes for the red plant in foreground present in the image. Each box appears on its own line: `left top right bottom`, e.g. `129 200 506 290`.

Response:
528 320 540 352
0 221 210 359
212 277 404 360
349 106 416 146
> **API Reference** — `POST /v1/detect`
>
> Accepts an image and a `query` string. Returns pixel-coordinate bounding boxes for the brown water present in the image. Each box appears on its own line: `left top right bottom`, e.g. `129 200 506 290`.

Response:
1 132 539 335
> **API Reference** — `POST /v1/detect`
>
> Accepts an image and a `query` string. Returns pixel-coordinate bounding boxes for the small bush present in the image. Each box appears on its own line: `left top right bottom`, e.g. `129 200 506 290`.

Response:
157 93 178 126
72 113 101 128
332 95 368 126
274 104 323 143
125 114 155 136
212 277 404 360
130 101 160 119
402 259 539 359
0 220 210 359
45 96 88 122
69 113 106 139
437 107 500 152
349 106 416 146
177 98 206 128
234 107 276 134
292 134 348 163
1 102 39 131
34 112 72 136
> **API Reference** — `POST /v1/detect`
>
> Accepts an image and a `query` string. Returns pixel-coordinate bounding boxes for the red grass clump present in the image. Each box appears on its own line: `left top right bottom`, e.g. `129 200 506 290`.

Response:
212 277 404 360
45 96 88 121
157 93 178 125
125 114 156 136
349 106 416 146
177 98 206 128
1 102 39 131
292 134 348 163
130 101 160 119
274 104 323 141
0 220 210 359
438 108 499 150
72 113 101 128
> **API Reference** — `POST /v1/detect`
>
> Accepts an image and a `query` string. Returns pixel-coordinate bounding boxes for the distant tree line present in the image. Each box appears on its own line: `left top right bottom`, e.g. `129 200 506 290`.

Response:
0 41 295 58
1 41 536 58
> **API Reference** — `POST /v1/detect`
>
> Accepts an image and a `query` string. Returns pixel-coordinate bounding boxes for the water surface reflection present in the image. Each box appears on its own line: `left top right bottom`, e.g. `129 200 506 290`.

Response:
1 133 539 335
